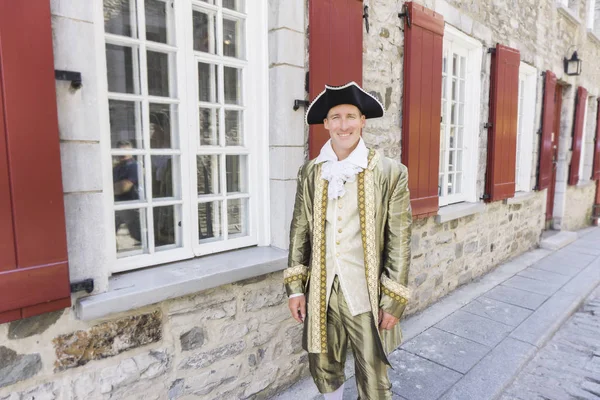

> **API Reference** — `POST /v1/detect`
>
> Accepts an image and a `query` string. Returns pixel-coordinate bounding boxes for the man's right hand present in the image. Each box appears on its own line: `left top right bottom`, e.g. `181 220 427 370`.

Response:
288 295 306 323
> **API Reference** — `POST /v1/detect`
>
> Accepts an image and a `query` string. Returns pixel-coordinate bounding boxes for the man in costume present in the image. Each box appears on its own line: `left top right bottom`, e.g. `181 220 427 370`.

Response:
284 82 412 400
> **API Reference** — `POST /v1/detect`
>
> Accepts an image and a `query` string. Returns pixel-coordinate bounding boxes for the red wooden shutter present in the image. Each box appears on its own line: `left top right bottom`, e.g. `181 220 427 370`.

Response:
537 71 557 191
0 0 71 324
592 99 600 181
401 2 444 218
569 86 588 186
308 0 363 159
484 44 520 202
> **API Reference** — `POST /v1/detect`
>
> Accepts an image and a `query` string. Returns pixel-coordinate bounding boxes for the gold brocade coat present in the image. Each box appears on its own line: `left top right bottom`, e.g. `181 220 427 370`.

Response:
284 149 412 354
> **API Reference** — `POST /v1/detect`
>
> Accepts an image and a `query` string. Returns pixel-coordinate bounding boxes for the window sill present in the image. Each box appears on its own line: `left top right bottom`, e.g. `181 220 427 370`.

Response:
557 5 581 26
76 246 288 321
504 191 537 205
587 29 600 45
576 180 596 189
435 201 485 224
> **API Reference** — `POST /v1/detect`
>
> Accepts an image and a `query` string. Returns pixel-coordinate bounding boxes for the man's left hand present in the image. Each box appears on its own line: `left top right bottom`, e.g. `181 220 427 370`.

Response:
378 309 399 330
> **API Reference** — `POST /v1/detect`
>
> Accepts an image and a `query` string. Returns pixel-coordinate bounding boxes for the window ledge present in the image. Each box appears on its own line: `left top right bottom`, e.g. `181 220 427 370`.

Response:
435 201 485 224
576 180 596 189
587 29 600 45
504 191 537 205
557 5 581 26
76 246 288 321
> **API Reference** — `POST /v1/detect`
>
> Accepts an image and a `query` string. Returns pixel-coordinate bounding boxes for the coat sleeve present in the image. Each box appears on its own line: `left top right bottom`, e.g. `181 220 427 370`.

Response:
284 165 311 296
379 163 412 319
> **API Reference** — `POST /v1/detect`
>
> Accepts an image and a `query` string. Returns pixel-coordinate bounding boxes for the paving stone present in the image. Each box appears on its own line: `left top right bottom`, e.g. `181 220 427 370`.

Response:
564 243 600 256
510 291 579 347
559 257 600 296
435 310 513 347
461 297 532 327
532 250 596 276
517 267 573 286
483 286 548 310
441 338 536 400
388 350 462 400
501 275 563 295
400 327 490 374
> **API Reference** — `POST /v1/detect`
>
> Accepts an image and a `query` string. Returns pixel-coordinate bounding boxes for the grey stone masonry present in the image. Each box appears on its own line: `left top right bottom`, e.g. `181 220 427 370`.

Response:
274 227 600 400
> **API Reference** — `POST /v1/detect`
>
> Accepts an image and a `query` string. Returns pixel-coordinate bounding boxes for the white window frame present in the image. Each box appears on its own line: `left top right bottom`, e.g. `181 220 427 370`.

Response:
589 0 600 35
579 96 592 183
95 0 270 273
439 25 482 207
515 63 538 192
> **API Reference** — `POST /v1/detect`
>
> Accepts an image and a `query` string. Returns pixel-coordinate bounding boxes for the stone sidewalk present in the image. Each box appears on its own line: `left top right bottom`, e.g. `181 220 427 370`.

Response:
272 226 600 400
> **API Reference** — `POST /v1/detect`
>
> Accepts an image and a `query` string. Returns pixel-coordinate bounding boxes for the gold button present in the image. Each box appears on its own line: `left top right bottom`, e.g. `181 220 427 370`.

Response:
337 216 342 221
336 240 340 245
338 228 342 233
336 253 340 257
338 204 342 209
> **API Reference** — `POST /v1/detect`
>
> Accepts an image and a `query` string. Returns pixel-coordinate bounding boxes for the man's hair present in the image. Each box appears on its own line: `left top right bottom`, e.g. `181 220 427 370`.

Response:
117 140 133 148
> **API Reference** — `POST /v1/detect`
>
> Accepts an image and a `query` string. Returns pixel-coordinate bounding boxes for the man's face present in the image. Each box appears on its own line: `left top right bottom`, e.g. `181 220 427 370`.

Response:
324 104 365 155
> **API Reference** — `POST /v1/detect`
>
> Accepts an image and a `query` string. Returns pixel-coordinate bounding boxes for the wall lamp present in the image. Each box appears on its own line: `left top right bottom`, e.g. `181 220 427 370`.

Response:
563 50 582 76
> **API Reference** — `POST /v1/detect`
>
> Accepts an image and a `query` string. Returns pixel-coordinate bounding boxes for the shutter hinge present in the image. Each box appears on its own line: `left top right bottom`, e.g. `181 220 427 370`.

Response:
398 4 411 28
55 70 82 90
484 122 493 129
363 5 370 33
487 47 496 54
481 194 491 200
70 279 94 294
537 128 542 135
305 71 309 94
293 100 310 111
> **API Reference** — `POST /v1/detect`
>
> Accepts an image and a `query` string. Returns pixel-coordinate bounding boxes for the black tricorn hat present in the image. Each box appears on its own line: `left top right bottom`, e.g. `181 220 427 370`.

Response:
305 81 385 125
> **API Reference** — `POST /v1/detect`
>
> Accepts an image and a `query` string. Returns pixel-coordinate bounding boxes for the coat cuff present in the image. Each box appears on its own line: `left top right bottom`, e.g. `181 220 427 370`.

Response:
379 275 410 319
283 265 308 296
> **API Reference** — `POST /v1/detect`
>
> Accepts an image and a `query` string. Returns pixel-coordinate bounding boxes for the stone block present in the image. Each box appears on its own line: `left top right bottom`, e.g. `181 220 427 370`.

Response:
0 347 42 389
387 350 462 400
242 283 286 312
270 146 305 180
183 362 242 396
60 142 103 192
461 297 532 327
7 310 64 340
63 192 110 293
268 0 304 32
51 0 94 21
180 327 206 352
243 364 279 397
52 16 101 142
435 310 513 347
53 310 162 371
510 291 579 347
269 29 304 67
440 338 536 400
484 285 548 310
269 66 307 147
178 340 246 370
401 327 490 374
501 275 563 296
100 350 170 394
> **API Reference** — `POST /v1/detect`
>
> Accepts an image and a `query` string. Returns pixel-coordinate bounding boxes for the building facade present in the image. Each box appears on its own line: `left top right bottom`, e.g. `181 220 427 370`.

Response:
1 0 599 398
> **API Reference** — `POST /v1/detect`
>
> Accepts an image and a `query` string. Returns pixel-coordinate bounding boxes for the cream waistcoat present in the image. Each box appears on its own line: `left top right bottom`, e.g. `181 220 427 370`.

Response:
325 179 371 316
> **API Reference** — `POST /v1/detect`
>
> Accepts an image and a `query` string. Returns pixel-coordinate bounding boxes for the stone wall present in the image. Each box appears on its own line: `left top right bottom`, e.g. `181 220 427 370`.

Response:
562 182 597 231
0 273 306 400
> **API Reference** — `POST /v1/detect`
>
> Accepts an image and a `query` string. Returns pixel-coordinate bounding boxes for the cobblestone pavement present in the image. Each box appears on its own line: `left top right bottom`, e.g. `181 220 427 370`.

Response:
500 285 600 400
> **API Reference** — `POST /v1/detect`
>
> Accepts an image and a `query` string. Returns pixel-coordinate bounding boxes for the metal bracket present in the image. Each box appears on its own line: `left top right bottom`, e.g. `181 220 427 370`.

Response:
363 6 370 33
480 194 491 201
70 279 94 294
487 48 497 54
293 100 310 111
398 4 411 29
55 70 82 89
484 122 493 129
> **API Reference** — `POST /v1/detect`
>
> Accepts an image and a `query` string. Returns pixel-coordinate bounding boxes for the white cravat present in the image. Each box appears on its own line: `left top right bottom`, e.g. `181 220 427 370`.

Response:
315 138 369 199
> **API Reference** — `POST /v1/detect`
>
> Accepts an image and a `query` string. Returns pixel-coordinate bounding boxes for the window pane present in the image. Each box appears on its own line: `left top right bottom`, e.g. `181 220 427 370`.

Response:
199 201 222 242
113 154 145 202
450 103 456 125
115 208 147 256
223 0 245 12
455 172 462 194
226 155 247 193
198 0 216 4
109 100 143 149
145 0 171 44
106 44 138 94
451 78 457 101
104 0 137 38
224 67 242 104
455 150 463 173
448 150 455 171
228 198 248 237
452 54 458 77
199 108 220 146
225 110 242 146
449 127 455 149
193 9 217 53
150 103 177 148
458 103 464 125
438 175 443 196
197 155 220 195
457 127 464 148
198 62 219 103
447 173 454 195
154 205 179 248
147 51 172 97
460 56 466 79
152 155 176 198
223 17 244 59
